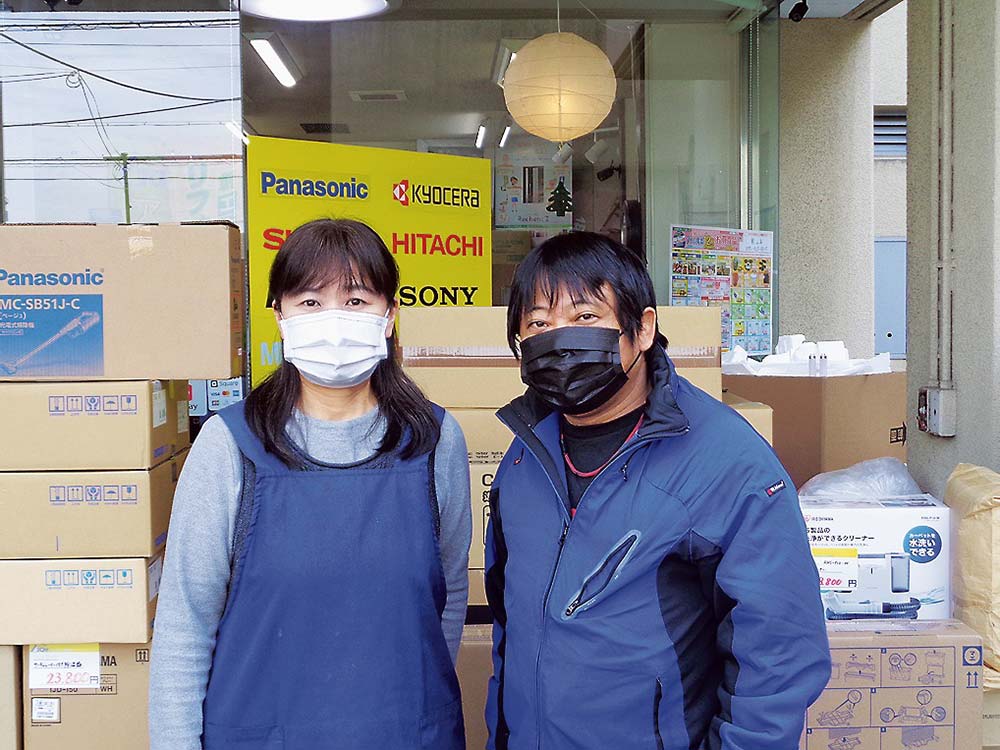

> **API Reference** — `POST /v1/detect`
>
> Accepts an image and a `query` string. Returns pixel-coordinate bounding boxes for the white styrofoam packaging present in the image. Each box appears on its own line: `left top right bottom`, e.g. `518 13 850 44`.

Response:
799 494 951 622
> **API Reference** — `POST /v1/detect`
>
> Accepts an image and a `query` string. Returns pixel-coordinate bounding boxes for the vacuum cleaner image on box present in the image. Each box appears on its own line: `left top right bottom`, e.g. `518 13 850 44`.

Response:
801 494 950 622
0 295 104 377
822 552 923 621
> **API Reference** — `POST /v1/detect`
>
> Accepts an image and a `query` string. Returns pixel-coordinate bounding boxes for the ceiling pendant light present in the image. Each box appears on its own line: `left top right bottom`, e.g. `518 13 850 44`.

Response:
241 0 396 22
503 31 617 144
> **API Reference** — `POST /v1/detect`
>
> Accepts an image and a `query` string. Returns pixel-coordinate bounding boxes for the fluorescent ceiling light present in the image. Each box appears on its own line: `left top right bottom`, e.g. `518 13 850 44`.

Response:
492 40 526 88
498 125 511 149
225 120 250 146
248 34 301 88
475 124 487 150
241 0 394 21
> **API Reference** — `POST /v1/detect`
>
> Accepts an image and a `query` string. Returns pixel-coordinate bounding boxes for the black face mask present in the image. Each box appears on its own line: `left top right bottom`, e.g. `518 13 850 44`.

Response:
519 326 642 415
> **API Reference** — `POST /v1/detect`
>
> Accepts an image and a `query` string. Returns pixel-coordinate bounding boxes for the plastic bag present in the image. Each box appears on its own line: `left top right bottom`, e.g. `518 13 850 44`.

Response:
799 458 921 499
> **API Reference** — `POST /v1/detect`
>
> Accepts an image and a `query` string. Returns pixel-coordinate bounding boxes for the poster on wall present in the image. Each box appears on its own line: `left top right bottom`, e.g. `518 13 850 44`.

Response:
247 136 493 384
669 225 774 355
494 142 573 229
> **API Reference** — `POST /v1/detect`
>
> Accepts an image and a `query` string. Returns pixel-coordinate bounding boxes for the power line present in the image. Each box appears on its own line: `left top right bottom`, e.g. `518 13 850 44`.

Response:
2 99 238 128
0 19 237 32
3 175 240 181
0 62 238 72
0 41 238 47
33 121 243 128
0 32 230 101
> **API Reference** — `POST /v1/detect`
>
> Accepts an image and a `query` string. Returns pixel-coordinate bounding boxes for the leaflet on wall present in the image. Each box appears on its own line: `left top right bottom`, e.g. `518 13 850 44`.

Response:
494 143 573 229
669 225 774 355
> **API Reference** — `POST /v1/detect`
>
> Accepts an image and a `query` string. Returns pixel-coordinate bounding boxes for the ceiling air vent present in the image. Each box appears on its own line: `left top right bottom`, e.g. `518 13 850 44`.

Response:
300 122 350 134
349 90 407 102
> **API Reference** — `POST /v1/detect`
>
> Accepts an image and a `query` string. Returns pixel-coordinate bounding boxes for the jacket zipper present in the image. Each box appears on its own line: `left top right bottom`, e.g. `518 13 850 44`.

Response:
499 406 686 750
563 532 639 618
532 433 678 750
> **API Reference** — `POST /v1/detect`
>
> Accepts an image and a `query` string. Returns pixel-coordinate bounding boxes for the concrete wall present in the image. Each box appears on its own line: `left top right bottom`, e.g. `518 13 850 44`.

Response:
874 158 906 237
906 0 1000 495
779 20 875 356
872 1 907 107
872 1 907 241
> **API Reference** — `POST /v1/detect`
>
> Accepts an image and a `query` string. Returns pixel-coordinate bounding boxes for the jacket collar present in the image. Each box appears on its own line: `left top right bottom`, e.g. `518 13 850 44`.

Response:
498 345 690 442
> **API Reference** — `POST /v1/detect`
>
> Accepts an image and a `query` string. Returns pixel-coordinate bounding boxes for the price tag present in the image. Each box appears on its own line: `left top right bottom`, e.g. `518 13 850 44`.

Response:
813 547 859 590
152 389 168 428
28 644 100 690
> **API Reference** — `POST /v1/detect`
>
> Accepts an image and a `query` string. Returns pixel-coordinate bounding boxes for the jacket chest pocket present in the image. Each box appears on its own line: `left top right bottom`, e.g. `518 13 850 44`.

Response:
561 531 640 619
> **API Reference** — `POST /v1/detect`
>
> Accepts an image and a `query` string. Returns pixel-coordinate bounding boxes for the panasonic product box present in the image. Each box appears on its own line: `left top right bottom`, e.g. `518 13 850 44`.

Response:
0 556 160 645
0 451 186 559
0 222 244 380
800 494 951 622
23 642 150 750
0 647 20 750
800 620 984 750
0 380 189 471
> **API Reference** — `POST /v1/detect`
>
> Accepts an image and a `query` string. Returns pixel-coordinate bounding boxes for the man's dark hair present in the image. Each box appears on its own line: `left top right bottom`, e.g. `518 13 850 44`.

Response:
506 231 667 358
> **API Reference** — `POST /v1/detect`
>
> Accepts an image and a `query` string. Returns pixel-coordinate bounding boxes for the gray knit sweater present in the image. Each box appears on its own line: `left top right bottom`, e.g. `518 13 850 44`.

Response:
148 407 471 750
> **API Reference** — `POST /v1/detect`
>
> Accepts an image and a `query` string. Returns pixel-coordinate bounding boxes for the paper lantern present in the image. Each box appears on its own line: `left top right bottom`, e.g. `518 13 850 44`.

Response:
503 32 617 143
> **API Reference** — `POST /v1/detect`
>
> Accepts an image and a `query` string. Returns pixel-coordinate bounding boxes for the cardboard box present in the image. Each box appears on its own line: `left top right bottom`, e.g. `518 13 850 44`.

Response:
0 380 189 471
399 305 723 407
0 452 186 560
800 620 983 750
408 365 720 408
945 464 1000 672
457 625 492 750
491 230 534 264
985 678 1000 748
724 392 774 444
800 494 950 622
399 305 721 368
0 222 244 380
23 642 149 750
491 231 534 306
469 569 486 607
0 556 161 644
0 647 20 750
722 372 907 488
451 409 512 464
450 409 510 610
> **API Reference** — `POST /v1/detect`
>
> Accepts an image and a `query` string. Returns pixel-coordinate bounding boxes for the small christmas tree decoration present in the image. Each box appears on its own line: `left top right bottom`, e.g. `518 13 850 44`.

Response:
546 177 573 217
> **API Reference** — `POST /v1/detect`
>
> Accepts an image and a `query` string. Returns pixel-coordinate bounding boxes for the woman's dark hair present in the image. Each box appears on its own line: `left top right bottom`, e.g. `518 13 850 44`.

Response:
245 218 439 467
506 231 667 357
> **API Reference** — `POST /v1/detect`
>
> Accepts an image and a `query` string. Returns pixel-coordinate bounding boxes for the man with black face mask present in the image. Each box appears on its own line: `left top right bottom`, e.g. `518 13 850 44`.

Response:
484 232 831 750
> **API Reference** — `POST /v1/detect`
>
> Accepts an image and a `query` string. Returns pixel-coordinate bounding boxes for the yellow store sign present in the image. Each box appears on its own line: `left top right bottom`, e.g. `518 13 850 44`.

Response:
247 135 493 383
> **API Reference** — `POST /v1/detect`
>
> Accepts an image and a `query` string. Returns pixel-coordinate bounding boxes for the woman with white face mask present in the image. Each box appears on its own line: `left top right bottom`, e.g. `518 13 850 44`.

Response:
149 219 472 750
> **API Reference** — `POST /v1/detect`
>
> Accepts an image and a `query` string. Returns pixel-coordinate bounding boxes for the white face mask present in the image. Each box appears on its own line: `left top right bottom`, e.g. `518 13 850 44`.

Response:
278 308 390 388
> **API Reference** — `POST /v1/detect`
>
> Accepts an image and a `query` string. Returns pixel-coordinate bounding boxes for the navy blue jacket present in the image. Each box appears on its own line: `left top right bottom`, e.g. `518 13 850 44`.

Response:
484 347 831 749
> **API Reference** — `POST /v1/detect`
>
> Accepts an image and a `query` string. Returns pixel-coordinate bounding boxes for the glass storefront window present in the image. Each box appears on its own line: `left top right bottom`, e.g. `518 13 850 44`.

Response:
0 3 243 227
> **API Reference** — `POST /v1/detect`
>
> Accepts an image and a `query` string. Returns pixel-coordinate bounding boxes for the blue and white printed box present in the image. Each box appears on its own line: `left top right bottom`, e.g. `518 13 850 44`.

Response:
800 494 951 622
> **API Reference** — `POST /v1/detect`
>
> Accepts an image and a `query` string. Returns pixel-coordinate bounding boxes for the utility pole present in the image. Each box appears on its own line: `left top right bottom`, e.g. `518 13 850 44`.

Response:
103 153 239 225
103 153 132 223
